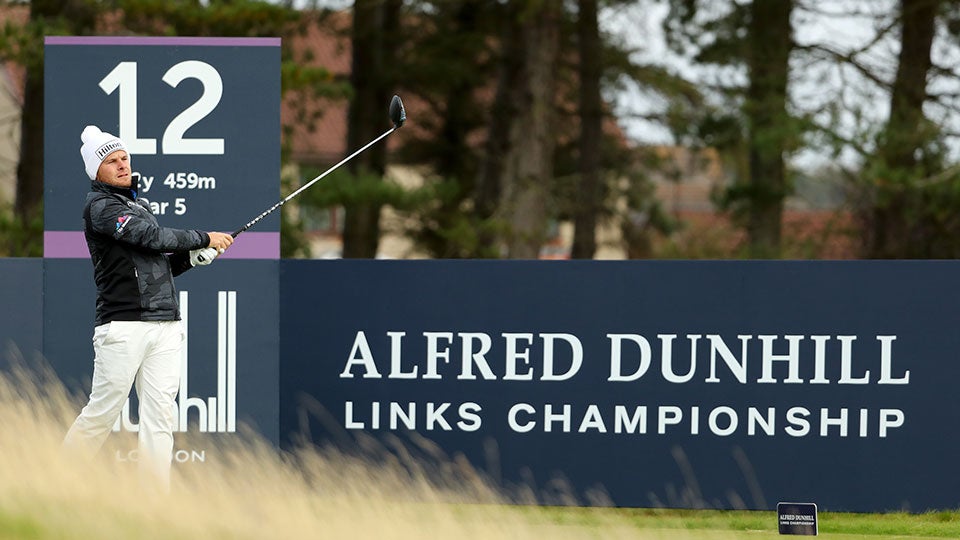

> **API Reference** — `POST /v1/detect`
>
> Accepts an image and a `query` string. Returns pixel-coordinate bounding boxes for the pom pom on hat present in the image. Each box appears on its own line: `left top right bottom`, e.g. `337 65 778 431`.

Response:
80 126 127 180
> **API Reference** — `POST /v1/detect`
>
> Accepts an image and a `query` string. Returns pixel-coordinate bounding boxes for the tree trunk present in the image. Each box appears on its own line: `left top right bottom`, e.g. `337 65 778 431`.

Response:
571 0 602 259
426 1 482 258
436 2 481 183
499 0 560 259
341 0 400 258
474 1 524 249
867 0 938 258
745 0 793 258
14 71 42 226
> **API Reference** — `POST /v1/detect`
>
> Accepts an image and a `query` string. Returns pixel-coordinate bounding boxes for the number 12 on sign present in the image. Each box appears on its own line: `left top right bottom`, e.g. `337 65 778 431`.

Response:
99 61 225 156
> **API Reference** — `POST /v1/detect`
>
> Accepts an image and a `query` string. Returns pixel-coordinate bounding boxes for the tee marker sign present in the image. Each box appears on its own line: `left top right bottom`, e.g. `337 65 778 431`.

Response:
778 502 818 536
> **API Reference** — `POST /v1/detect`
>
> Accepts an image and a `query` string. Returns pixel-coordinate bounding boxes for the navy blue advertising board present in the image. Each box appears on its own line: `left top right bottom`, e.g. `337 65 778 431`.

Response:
42 37 281 457
43 260 279 444
279 260 960 512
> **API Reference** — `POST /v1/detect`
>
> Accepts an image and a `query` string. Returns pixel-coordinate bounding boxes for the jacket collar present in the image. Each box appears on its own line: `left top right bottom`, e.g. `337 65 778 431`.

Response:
91 180 138 201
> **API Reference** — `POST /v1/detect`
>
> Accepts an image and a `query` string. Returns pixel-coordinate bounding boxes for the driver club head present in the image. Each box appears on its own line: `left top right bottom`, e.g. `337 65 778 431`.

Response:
389 95 406 129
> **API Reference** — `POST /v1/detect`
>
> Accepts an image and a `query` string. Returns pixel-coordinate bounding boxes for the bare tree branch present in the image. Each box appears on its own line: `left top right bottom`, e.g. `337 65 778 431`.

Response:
794 42 892 90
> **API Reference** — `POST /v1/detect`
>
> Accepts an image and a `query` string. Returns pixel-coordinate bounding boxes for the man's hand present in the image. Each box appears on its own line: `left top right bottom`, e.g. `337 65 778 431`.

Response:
207 232 234 254
190 247 219 267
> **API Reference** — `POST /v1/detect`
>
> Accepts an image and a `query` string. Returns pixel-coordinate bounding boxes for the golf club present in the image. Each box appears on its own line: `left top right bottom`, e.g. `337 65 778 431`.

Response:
230 94 407 238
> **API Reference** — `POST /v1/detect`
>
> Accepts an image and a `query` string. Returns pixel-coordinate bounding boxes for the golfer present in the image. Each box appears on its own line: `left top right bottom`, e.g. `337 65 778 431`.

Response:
63 125 234 491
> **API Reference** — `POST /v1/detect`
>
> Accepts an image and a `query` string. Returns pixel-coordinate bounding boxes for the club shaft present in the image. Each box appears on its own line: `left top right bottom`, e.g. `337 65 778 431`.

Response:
232 126 396 237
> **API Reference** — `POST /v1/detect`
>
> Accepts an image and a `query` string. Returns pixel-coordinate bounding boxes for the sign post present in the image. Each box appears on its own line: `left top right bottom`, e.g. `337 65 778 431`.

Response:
42 37 281 459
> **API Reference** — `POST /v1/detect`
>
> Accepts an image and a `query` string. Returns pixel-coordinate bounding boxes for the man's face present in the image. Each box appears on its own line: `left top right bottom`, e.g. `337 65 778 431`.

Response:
96 150 132 188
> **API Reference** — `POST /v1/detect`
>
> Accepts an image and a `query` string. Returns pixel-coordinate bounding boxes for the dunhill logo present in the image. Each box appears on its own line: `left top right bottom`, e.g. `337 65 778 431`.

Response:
113 290 237 433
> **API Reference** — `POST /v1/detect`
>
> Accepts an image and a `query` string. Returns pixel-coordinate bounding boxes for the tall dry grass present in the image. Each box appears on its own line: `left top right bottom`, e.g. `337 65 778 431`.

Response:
0 352 727 540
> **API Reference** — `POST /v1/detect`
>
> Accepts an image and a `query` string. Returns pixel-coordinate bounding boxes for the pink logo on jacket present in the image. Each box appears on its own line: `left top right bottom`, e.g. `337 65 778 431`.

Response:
116 215 132 233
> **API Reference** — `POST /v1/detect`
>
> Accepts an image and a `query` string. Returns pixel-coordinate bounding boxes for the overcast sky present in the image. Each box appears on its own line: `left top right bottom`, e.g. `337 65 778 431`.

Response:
604 0 960 171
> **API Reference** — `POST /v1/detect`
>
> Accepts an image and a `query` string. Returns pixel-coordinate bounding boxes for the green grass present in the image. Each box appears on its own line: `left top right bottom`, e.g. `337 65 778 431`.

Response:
520 506 960 538
4 485 960 539
0 510 44 539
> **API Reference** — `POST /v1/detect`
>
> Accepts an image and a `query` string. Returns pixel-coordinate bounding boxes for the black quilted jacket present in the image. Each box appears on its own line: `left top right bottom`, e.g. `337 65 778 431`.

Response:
83 181 210 325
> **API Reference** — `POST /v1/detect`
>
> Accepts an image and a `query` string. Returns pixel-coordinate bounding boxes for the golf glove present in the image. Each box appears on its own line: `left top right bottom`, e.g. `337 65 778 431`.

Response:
190 247 219 267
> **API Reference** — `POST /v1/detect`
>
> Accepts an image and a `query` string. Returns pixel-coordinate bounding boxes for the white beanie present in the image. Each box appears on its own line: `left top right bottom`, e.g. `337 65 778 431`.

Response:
80 125 127 180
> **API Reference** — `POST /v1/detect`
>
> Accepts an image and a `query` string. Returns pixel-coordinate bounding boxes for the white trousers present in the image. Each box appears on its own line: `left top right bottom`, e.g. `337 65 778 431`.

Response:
64 320 183 491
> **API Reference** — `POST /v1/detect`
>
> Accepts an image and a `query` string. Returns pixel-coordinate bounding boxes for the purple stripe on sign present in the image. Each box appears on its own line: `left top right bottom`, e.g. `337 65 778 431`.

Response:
219 232 280 259
44 231 280 260
44 36 280 47
44 231 90 258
